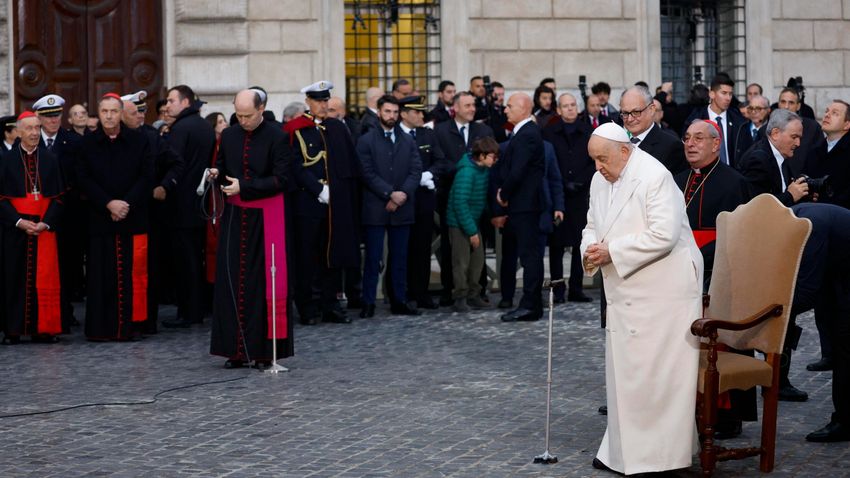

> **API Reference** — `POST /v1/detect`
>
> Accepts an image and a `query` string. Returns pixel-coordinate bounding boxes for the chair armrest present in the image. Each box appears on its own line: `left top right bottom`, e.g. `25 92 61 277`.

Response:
690 304 783 337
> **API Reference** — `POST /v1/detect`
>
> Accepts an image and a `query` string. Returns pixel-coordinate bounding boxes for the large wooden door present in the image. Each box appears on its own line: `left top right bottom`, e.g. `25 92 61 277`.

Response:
13 0 164 122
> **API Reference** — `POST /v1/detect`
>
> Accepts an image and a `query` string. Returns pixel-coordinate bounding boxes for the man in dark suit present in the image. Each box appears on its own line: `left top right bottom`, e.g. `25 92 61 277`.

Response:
766 88 823 174
591 82 618 120
33 94 83 332
434 91 494 306
397 96 447 309
620 86 688 175
684 75 747 169
496 93 545 322
579 94 612 130
161 85 216 328
427 80 456 125
801 99 850 372
327 96 361 139
790 203 850 442
356 95 422 318
360 87 382 136
733 94 769 162
543 93 595 302
738 109 809 208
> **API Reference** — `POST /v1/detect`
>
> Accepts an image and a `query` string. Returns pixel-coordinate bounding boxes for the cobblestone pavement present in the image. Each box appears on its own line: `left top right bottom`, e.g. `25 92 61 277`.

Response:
0 295 845 477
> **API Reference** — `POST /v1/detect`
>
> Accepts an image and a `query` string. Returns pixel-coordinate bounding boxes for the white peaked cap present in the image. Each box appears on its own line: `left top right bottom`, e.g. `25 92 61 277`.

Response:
591 122 630 143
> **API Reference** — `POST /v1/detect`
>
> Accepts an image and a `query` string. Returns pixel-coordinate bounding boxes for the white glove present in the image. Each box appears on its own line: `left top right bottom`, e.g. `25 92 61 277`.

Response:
420 171 434 187
318 185 330 204
423 179 436 190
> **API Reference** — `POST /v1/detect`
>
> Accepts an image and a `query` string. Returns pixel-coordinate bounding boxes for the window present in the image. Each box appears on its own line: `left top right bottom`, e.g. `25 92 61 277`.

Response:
661 0 746 103
344 0 441 115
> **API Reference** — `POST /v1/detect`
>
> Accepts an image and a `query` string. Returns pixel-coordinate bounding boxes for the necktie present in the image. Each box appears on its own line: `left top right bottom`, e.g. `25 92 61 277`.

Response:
751 125 758 140
685 171 704 204
630 137 640 145
409 129 416 140
716 116 728 165
592 117 598 128
46 137 54 150
601 108 608 117
460 126 467 146
384 131 393 143
449 107 455 119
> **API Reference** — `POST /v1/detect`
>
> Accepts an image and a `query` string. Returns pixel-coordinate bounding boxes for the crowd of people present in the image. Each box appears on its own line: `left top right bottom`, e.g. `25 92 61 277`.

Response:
1 69 849 472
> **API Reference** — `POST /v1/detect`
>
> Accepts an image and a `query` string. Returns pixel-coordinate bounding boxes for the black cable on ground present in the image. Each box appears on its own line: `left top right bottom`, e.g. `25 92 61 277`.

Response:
0 373 251 419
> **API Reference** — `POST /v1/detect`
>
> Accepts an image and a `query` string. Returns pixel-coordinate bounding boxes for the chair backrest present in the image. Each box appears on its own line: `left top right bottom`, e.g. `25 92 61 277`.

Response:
706 194 811 353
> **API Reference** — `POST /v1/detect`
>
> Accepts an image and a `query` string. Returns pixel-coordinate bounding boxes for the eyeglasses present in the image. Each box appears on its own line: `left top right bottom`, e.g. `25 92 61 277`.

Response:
682 134 712 144
747 106 767 112
619 104 652 120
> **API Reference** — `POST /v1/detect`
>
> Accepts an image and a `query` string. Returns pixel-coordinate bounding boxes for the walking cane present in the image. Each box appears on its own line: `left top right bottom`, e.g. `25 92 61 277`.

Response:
266 243 289 374
533 278 563 464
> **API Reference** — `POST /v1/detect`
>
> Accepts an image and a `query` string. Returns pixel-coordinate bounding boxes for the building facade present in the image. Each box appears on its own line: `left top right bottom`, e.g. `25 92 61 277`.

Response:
2 0 850 120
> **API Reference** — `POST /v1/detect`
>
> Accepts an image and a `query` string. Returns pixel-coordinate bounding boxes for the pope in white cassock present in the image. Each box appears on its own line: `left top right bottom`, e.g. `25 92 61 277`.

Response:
581 123 703 475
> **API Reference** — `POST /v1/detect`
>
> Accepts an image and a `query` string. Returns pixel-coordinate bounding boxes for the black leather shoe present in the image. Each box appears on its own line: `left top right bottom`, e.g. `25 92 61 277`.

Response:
778 384 808 402
417 297 438 309
713 419 743 440
568 292 594 303
391 302 421 316
806 421 850 442
300 314 319 326
253 360 272 370
439 295 454 307
598 405 608 415
224 359 245 369
32 334 59 344
359 304 376 318
553 297 566 304
162 318 192 329
500 308 541 322
497 299 513 309
323 309 352 324
806 358 833 372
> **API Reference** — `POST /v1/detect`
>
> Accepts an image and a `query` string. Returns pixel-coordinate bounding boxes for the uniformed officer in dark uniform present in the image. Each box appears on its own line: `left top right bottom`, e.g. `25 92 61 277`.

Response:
33 94 83 332
284 81 361 325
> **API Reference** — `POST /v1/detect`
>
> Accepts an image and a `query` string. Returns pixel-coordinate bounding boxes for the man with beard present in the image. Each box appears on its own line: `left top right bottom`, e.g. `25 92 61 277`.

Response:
427 80 456 125
356 95 422 318
162 85 216 328
0 112 66 344
286 81 361 325
208 89 291 369
76 93 154 341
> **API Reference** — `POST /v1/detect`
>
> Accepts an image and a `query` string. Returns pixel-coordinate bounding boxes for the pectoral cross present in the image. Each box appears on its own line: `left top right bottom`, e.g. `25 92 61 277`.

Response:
32 186 40 201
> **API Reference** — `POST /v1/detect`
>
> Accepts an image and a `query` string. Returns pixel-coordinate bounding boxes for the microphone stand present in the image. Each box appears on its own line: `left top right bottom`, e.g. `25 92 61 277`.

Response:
534 278 563 465
265 243 288 373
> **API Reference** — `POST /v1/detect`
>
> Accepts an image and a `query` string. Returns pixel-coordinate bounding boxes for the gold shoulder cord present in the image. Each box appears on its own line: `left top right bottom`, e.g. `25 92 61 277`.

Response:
295 129 327 167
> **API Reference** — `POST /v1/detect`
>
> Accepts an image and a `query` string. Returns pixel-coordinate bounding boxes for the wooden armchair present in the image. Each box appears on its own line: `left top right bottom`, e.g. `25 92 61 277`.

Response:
690 194 811 477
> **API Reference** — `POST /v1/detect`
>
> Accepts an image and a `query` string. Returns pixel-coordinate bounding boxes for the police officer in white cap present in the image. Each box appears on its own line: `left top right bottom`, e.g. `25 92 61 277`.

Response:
33 93 84 331
283 81 362 325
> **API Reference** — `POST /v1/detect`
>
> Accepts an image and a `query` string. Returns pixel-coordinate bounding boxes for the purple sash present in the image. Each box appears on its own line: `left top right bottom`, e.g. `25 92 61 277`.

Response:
227 193 288 339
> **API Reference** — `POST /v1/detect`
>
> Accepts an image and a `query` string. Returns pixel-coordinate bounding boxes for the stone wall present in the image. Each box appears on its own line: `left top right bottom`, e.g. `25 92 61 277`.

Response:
167 0 344 120
770 0 850 117
0 0 10 115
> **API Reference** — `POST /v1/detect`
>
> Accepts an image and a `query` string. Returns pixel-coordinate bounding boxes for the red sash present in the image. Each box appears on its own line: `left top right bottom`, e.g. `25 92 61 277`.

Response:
227 193 288 339
131 234 148 323
9 194 61 335
692 229 717 249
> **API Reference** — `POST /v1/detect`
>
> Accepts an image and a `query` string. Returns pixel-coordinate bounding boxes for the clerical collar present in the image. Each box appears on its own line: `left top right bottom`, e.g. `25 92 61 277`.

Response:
20 144 37 155
513 116 533 134
692 158 720 174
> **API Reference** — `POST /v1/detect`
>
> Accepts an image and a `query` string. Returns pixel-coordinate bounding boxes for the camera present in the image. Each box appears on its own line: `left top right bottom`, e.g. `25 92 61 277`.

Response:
797 174 831 197
483 74 494 99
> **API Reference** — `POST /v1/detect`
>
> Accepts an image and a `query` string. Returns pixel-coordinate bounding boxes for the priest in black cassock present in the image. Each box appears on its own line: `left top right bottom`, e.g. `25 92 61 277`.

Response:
675 119 753 439
284 81 361 325
0 112 66 344
76 93 154 341
208 89 291 369
675 120 752 288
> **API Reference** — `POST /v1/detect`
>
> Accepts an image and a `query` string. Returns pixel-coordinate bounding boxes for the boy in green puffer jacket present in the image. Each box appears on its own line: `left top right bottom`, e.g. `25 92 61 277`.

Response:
446 136 500 312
